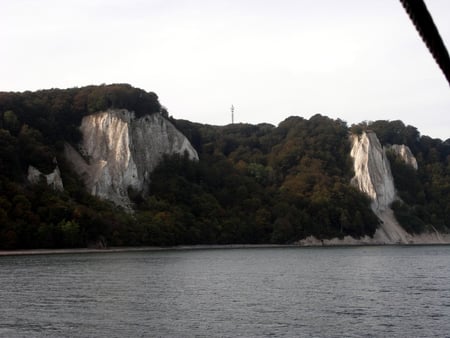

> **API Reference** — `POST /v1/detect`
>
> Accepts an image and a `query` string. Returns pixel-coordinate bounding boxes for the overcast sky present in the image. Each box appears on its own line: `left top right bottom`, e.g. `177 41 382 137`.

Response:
1 0 449 140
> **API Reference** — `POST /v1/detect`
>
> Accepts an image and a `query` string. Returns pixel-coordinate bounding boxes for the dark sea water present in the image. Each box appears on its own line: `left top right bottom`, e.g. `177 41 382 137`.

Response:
1 246 450 337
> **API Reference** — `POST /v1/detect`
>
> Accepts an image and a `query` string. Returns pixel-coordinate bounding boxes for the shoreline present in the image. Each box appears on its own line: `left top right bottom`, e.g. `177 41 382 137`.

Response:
1 242 449 257
0 244 299 257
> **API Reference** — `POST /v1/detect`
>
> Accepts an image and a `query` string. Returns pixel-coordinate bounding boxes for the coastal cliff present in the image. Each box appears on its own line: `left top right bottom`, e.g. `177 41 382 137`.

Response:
350 132 411 243
349 131 449 244
65 109 198 208
1 85 448 249
299 130 449 246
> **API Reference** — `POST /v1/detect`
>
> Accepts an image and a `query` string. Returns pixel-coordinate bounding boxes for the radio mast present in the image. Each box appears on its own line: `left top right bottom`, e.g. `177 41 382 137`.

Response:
231 105 234 124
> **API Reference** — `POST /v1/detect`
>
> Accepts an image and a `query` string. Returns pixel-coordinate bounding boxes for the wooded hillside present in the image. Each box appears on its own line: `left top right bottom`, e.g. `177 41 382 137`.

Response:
0 84 448 249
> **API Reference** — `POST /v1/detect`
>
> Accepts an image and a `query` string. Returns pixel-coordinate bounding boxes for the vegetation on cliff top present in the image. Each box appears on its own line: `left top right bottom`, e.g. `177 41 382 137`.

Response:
0 85 448 249
0 84 161 145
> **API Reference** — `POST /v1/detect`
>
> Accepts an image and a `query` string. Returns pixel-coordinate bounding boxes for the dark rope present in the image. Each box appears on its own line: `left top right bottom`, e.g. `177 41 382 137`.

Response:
399 0 450 86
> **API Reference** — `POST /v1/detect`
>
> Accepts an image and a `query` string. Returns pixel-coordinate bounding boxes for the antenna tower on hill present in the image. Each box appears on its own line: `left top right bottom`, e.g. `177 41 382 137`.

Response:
231 105 234 124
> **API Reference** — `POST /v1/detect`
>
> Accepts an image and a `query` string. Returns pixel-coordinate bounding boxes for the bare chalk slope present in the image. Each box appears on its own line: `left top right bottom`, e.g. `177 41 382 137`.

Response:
65 110 198 208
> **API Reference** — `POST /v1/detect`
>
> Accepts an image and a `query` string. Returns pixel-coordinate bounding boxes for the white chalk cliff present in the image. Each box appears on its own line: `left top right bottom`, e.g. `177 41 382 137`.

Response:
389 144 418 170
28 165 64 191
350 132 411 243
64 109 198 208
350 132 396 213
299 132 449 246
349 131 449 244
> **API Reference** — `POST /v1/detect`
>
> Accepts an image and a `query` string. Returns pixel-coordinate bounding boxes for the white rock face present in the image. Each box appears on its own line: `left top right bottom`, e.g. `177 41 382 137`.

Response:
65 109 198 208
389 144 418 170
28 165 64 191
349 131 448 244
350 131 396 212
350 132 412 243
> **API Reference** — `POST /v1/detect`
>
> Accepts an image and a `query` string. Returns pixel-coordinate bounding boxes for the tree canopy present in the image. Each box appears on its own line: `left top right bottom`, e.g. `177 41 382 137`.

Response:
0 84 162 144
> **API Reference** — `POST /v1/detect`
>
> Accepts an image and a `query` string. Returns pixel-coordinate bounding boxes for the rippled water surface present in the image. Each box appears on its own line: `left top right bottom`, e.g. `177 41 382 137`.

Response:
1 246 450 337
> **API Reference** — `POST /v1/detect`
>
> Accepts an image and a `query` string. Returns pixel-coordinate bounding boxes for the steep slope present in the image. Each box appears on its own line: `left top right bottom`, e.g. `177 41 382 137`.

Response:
350 131 449 244
350 132 396 212
65 109 198 208
389 144 418 170
350 131 411 243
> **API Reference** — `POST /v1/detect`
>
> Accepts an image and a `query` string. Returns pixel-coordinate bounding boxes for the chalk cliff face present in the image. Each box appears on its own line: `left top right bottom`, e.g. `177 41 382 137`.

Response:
65 109 198 208
27 165 64 191
389 144 418 170
350 131 396 212
349 131 449 244
350 131 411 243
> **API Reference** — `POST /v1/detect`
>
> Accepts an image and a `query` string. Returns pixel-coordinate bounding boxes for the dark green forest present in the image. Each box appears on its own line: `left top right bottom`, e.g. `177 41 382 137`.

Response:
0 84 449 249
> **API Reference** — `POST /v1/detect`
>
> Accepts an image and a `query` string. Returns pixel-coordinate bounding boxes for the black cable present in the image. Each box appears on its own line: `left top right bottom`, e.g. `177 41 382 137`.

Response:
399 0 450 86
